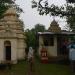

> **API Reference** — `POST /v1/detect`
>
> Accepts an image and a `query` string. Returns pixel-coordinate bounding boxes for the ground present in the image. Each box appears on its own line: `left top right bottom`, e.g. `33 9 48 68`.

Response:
0 59 75 75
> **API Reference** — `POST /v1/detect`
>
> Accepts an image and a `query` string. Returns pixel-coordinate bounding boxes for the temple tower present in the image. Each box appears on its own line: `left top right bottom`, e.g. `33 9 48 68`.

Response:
48 20 61 32
0 8 26 64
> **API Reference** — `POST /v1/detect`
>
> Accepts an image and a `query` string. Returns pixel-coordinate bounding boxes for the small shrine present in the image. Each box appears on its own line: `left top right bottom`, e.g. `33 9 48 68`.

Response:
38 20 75 61
0 7 26 64
48 20 61 32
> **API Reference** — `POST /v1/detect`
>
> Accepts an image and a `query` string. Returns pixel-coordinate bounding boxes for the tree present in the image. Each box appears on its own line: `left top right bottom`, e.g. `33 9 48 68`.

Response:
67 0 75 3
32 0 75 31
32 24 46 50
32 0 75 16
34 24 46 32
25 24 46 52
66 5 75 31
0 0 14 18
0 0 22 18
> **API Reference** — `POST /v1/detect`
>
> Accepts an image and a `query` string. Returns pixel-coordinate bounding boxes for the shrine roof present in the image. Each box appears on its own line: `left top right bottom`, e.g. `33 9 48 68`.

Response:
38 31 75 35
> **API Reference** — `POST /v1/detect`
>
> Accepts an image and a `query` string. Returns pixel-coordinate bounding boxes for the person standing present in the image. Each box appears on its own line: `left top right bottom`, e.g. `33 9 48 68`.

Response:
28 47 34 63
69 43 75 72
27 47 34 75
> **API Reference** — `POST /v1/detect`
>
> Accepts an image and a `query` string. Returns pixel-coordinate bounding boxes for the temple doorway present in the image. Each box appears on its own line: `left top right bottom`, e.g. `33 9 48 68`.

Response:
57 36 69 57
4 41 11 60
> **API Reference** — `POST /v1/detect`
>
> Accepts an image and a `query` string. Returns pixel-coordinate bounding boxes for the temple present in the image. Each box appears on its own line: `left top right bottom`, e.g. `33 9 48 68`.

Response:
0 8 26 64
38 20 75 61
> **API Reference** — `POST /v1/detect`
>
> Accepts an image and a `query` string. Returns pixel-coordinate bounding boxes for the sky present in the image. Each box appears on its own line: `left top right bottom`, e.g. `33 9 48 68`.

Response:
15 0 67 30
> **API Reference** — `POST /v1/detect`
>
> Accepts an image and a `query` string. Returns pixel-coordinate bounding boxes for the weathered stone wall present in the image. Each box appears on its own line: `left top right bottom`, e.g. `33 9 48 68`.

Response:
0 7 26 64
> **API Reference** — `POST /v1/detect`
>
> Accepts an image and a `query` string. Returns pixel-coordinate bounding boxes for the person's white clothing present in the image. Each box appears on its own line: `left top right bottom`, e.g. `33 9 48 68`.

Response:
69 48 75 60
28 47 34 60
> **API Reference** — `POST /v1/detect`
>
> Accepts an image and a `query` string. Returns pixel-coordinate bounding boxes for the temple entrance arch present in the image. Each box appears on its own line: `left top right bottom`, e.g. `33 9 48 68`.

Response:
4 41 11 60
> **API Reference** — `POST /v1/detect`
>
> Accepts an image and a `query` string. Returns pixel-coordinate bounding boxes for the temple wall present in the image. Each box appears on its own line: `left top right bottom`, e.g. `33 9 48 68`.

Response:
38 35 44 55
47 37 57 57
0 39 4 63
0 39 18 64
38 36 57 57
11 39 17 64
17 39 25 60
0 8 26 64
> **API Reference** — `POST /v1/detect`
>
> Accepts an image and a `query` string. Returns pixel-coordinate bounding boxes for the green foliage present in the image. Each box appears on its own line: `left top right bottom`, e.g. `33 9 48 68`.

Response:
0 0 14 18
34 24 45 32
25 29 35 48
66 5 75 31
0 0 23 19
32 0 75 16
0 4 7 18
67 0 75 3
32 0 75 31
25 24 46 50
0 0 14 4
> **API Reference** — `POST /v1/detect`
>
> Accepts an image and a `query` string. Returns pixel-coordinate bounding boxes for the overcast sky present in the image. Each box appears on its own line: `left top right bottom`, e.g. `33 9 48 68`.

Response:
15 0 67 30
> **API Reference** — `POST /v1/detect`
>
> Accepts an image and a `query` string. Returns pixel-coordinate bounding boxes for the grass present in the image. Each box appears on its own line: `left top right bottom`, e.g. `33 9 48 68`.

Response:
0 59 75 75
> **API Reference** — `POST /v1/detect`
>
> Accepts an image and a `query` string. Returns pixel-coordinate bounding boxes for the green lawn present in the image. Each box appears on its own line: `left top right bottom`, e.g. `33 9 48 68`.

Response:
0 60 75 75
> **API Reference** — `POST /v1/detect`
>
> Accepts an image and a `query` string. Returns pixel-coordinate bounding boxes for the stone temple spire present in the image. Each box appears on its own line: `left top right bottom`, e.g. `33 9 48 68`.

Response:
48 20 61 32
0 7 26 64
2 7 18 22
0 7 24 34
4 7 17 16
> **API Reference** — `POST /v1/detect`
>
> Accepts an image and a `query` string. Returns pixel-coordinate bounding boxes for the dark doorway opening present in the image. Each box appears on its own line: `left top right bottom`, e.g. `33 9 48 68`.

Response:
5 46 11 60
57 36 69 56
4 41 11 61
57 36 69 64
